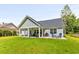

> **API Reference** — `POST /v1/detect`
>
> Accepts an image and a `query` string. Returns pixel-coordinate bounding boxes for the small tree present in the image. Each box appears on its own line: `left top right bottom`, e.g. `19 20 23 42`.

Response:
61 4 77 34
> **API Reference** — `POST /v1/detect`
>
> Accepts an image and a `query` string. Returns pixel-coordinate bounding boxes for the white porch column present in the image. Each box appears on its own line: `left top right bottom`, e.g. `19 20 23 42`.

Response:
39 27 40 38
42 28 43 37
28 28 30 37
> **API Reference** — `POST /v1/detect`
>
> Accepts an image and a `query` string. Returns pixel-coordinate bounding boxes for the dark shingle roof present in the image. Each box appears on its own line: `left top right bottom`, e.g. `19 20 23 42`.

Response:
19 16 64 29
38 18 64 28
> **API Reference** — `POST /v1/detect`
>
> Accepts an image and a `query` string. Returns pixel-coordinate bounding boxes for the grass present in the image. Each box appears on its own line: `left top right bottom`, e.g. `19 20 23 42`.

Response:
0 36 79 54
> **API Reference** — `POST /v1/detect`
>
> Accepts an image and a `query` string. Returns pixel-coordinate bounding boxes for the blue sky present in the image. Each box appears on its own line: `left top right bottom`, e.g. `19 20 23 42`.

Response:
0 4 79 26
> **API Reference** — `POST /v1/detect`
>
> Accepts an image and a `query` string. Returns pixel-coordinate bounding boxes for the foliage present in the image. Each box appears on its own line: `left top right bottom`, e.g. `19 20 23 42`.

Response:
61 4 72 17
73 26 79 33
12 31 17 36
61 4 79 34
0 30 17 36
66 14 76 33
0 30 3 36
74 18 79 33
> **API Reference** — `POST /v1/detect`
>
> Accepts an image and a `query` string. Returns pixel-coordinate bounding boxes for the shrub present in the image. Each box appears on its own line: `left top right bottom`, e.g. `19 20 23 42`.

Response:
73 26 79 33
12 31 17 36
0 30 3 36
0 29 17 36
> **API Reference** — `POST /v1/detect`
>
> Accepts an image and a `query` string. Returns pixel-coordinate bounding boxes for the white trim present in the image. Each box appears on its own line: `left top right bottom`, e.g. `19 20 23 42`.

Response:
39 28 40 38
20 27 39 29
19 29 21 36
42 28 43 37
28 28 30 37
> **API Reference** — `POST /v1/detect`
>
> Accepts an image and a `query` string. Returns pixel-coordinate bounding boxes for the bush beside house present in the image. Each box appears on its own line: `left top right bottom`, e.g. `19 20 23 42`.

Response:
0 30 17 36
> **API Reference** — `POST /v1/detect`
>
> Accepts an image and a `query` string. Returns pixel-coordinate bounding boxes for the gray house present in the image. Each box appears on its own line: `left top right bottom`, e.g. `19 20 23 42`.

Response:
18 16 64 38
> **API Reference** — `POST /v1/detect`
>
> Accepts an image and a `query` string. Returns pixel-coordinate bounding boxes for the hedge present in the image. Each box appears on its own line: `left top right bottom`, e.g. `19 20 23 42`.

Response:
0 30 17 36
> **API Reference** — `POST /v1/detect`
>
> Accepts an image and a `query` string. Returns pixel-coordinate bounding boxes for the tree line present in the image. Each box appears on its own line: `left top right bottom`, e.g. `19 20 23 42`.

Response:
61 4 79 34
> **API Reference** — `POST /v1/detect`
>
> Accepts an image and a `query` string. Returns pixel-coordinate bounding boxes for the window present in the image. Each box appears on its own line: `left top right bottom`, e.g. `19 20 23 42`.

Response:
50 29 57 34
54 29 57 34
50 29 53 34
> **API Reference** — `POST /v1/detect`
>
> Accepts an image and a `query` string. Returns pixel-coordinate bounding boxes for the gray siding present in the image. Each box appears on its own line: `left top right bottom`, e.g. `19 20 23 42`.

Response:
20 19 39 28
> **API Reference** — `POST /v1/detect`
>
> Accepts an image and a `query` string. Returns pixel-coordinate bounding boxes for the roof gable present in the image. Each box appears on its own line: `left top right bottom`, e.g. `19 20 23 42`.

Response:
19 16 41 28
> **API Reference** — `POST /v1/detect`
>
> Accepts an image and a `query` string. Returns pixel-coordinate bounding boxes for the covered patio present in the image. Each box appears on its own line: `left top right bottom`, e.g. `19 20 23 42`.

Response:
19 27 63 38
19 27 44 38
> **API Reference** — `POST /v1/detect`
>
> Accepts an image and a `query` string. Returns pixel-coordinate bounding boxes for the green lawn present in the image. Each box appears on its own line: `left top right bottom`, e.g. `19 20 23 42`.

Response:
0 36 79 54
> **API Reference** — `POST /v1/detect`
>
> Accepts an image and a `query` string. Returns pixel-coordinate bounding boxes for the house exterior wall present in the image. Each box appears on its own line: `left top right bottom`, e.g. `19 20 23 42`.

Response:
19 28 64 37
21 29 28 36
44 29 52 37
44 28 63 37
19 18 64 38
20 19 38 28
19 29 28 36
19 19 39 36
56 28 63 37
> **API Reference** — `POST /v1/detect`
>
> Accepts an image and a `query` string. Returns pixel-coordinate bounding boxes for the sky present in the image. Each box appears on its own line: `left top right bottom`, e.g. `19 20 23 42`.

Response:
0 4 79 26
